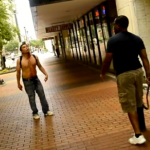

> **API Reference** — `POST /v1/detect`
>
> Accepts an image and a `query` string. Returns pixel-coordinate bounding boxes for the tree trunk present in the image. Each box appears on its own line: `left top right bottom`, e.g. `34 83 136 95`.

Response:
0 45 5 70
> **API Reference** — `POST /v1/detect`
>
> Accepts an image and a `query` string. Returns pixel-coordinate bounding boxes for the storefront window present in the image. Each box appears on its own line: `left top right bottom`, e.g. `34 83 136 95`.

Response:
70 29 77 59
64 37 69 49
76 22 84 61
73 24 80 60
110 22 115 36
79 19 90 63
100 4 109 48
94 9 106 62
85 15 95 64
59 32 65 57
88 12 101 65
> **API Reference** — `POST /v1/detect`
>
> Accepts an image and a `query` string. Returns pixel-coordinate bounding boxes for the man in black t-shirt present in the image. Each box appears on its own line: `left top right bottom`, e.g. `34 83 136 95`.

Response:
101 16 150 145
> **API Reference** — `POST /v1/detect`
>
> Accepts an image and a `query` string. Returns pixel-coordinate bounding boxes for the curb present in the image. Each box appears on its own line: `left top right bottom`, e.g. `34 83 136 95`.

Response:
0 69 16 75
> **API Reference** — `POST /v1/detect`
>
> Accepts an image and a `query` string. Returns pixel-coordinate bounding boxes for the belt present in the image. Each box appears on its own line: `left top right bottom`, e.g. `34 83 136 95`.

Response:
23 76 38 81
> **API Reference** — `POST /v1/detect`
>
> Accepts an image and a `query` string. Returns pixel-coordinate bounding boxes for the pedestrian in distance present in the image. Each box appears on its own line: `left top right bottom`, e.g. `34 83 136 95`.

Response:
0 78 5 85
11 52 15 62
52 44 56 56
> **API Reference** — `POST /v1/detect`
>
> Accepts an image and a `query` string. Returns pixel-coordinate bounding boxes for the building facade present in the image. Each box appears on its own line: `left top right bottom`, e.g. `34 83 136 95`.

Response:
29 0 150 73
116 0 150 59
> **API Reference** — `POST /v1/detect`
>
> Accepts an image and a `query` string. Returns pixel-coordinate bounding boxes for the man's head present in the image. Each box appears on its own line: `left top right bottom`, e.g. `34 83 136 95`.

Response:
20 44 29 54
114 15 129 34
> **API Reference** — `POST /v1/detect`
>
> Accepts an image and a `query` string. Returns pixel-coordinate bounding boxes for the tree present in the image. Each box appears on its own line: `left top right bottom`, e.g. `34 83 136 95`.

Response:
30 40 45 48
5 40 19 51
0 0 19 69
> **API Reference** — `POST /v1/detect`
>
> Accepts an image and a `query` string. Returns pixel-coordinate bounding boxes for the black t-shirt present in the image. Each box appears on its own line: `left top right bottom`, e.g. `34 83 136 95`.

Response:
107 32 145 75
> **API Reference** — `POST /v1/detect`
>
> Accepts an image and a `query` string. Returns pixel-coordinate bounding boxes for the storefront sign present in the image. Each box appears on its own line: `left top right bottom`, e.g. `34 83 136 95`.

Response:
42 37 54 41
46 23 73 33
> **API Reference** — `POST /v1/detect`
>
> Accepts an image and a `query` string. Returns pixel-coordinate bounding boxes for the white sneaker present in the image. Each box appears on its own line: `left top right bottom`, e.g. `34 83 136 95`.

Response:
33 114 40 119
45 111 53 116
129 135 146 145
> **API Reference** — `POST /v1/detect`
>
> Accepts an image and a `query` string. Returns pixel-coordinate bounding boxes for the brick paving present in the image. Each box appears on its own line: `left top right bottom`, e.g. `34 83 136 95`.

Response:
0 54 150 150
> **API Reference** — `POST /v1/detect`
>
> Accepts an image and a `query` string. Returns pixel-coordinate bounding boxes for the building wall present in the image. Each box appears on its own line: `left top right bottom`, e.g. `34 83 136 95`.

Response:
115 0 139 34
116 0 150 59
135 0 150 59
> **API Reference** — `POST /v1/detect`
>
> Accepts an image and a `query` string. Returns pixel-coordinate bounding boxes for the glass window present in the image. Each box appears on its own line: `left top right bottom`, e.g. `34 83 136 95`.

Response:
76 21 86 62
85 15 95 64
73 24 80 59
94 9 106 62
59 32 65 56
79 19 90 63
89 12 101 65
70 29 78 59
76 22 84 61
99 4 109 49
79 19 84 28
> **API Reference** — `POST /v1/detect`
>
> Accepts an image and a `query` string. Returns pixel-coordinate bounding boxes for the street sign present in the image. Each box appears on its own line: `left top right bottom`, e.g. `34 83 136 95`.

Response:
45 23 73 33
42 37 54 41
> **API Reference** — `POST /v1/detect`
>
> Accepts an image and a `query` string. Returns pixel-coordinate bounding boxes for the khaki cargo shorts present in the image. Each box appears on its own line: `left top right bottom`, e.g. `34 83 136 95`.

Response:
117 68 143 113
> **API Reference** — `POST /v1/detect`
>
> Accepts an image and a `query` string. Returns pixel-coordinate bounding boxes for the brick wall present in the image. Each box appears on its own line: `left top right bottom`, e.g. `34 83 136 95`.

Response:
135 0 150 59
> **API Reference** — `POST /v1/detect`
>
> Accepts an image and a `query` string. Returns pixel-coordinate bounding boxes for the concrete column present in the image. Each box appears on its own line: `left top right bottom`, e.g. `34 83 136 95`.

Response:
116 0 150 58
116 0 150 77
135 0 150 59
115 0 139 35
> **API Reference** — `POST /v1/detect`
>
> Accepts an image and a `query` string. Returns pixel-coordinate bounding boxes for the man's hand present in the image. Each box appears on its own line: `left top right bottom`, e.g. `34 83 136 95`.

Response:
18 84 23 91
100 74 105 81
139 49 150 85
146 76 150 84
45 75 48 82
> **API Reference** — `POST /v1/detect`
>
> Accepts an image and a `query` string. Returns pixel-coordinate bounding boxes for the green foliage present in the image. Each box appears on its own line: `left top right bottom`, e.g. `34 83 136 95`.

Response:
0 0 20 52
5 40 19 51
44 48 48 52
0 69 9 73
30 40 45 48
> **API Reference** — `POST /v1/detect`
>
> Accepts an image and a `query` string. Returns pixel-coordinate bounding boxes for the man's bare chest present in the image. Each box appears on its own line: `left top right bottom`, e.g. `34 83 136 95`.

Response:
22 57 36 69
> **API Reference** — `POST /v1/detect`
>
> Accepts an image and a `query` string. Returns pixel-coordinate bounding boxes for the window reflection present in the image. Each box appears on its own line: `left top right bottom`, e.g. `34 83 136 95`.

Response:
76 22 85 61
70 29 77 59
94 9 106 62
85 15 95 64
73 24 80 59
89 12 101 65
79 19 90 63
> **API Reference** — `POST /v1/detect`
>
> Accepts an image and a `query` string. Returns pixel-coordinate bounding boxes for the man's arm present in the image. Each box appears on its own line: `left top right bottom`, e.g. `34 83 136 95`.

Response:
36 56 48 82
101 38 114 79
101 53 113 78
16 59 22 90
139 49 150 82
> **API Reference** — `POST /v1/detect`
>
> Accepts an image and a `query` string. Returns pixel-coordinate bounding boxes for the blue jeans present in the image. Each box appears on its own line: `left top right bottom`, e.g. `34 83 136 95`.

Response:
23 76 49 115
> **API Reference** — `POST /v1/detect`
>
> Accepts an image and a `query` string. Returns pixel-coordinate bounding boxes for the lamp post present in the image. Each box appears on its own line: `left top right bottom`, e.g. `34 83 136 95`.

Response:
24 27 27 42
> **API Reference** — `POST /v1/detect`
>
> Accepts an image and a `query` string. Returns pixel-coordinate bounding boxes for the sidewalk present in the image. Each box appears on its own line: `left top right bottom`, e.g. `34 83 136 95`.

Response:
0 52 150 150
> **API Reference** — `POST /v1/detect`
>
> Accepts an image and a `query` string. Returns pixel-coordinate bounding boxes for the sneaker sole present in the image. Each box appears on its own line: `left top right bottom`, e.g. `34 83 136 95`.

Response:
45 114 54 116
45 112 54 116
34 118 40 120
33 117 40 119
129 139 146 145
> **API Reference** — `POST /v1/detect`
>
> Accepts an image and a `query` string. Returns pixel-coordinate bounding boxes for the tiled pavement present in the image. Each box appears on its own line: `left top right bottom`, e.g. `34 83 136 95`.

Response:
0 53 150 150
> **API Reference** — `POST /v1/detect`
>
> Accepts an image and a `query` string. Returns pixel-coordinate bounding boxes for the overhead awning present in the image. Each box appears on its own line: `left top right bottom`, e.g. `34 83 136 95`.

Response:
29 0 105 39
29 0 73 7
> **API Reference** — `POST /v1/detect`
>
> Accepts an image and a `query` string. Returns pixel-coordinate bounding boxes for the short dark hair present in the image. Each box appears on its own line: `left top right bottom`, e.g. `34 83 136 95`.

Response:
20 44 26 51
115 15 129 28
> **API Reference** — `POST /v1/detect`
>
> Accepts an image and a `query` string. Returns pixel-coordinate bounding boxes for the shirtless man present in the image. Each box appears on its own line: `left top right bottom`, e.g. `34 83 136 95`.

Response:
16 44 53 119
